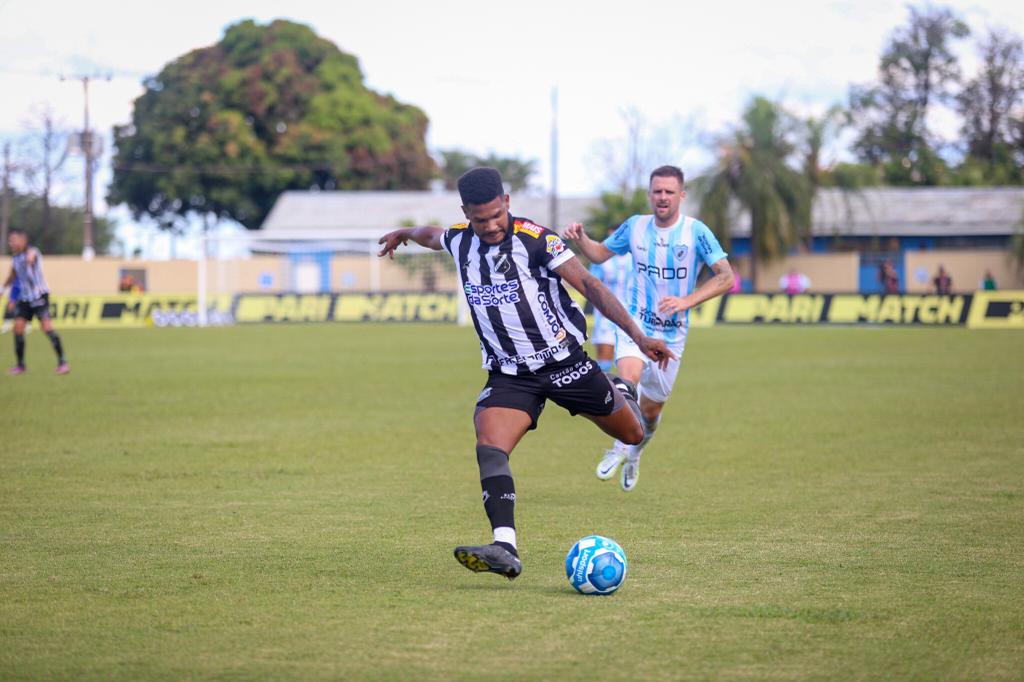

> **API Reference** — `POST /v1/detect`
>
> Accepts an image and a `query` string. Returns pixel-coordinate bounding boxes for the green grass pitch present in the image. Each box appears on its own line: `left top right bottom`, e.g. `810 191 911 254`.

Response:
1 324 1022 680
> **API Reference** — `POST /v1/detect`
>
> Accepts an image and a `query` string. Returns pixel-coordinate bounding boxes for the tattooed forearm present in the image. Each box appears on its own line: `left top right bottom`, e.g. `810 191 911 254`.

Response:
582 272 643 342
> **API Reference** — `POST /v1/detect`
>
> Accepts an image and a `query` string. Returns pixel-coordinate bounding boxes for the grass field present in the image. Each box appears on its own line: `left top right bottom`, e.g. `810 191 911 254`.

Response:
1 323 1022 680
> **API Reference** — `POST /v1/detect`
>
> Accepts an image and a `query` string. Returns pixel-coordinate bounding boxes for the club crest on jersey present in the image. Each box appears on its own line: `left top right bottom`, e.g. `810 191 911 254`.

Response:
545 234 566 257
514 220 543 238
675 245 688 259
492 253 512 275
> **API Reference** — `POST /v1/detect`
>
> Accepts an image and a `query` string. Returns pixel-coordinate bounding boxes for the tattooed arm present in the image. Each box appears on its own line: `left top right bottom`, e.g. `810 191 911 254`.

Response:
554 257 674 368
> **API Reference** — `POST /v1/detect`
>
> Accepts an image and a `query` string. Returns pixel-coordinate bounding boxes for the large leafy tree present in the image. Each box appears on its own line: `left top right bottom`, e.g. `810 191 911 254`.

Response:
697 97 812 287
847 5 969 185
955 29 1024 185
109 19 435 230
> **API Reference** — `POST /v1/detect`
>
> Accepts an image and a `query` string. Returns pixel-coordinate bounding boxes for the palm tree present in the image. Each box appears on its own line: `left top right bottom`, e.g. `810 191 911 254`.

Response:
697 97 812 290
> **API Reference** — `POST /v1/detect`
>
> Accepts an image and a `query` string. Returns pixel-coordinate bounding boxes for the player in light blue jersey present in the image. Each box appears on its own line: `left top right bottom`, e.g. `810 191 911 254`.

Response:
588 253 632 372
564 166 734 491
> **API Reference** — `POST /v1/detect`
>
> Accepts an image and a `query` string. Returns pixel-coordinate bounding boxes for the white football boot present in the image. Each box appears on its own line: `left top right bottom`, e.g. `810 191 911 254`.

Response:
620 454 641 492
596 448 625 480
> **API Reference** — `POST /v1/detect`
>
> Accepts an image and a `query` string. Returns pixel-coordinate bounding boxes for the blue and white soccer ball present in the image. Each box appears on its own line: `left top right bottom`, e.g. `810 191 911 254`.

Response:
565 535 628 595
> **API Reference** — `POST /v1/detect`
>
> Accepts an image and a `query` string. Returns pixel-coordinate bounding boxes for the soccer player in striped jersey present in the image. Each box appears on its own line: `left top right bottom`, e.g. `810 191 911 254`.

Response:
378 167 673 580
564 166 734 491
4 229 69 375
589 253 632 372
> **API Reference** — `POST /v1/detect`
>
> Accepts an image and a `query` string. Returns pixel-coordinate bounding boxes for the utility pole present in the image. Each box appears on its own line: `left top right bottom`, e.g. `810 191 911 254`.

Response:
549 86 559 231
1 142 10 256
62 73 109 260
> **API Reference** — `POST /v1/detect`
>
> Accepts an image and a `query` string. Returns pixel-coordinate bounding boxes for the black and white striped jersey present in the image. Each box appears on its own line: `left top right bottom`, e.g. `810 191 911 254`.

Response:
11 247 49 302
442 215 588 375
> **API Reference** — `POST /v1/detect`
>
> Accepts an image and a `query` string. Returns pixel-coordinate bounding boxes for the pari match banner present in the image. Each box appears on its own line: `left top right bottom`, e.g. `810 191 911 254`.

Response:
2 291 1021 329
0 292 459 327
693 292 1024 329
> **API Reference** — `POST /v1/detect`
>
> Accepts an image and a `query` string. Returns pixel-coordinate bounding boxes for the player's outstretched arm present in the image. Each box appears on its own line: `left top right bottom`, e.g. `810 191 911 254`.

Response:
555 258 674 368
377 226 445 259
562 223 614 264
658 259 735 315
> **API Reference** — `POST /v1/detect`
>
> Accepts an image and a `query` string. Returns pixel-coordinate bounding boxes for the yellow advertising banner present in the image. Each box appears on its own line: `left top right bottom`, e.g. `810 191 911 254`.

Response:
4 291 1021 329
966 290 1024 329
1 294 232 328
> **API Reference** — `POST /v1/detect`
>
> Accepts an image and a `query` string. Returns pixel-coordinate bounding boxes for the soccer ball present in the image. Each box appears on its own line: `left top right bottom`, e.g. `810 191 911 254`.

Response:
565 535 628 595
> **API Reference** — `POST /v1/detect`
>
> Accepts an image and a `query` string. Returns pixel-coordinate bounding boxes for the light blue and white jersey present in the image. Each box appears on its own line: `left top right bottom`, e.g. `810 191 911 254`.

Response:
11 247 49 302
603 214 727 345
589 253 633 344
589 253 632 315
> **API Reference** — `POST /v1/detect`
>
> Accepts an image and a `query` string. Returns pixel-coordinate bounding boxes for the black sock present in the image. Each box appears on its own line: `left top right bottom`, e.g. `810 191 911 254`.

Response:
46 331 64 364
476 444 517 554
481 475 516 535
14 333 25 368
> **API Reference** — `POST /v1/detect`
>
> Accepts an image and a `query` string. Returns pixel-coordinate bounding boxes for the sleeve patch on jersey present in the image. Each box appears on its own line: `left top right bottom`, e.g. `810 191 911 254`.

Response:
697 233 713 256
514 220 544 238
545 234 566 257
449 222 469 231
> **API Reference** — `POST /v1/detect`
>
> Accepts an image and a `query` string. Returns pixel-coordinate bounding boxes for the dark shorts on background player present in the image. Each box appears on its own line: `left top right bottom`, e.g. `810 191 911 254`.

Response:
475 351 624 429
16 294 50 322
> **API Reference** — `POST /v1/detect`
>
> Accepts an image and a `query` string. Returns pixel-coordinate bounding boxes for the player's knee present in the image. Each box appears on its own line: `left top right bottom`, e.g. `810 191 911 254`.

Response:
476 444 511 480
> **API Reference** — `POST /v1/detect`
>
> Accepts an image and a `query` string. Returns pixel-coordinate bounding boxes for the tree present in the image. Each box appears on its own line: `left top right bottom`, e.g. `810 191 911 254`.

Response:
589 107 695 194
108 19 435 231
19 105 71 244
584 188 649 244
847 5 969 185
438 150 536 191
5 189 114 255
697 97 812 288
801 105 846 191
955 29 1024 185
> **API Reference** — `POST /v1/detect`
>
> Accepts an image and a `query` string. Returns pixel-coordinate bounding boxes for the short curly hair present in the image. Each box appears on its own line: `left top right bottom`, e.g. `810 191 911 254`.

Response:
457 167 505 206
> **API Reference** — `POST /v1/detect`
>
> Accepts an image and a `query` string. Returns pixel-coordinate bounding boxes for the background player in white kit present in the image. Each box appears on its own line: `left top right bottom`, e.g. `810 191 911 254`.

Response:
564 166 733 491
588 253 632 372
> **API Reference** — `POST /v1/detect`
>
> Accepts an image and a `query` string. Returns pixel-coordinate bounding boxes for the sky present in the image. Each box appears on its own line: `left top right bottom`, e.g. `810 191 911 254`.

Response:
0 0 1021 256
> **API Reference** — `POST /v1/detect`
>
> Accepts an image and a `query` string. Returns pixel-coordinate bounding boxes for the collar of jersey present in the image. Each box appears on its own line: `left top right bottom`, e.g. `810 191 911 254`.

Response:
650 214 684 231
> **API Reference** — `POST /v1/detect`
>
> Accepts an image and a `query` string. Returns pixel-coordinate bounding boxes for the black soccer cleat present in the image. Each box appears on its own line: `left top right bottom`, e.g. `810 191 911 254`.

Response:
453 543 522 580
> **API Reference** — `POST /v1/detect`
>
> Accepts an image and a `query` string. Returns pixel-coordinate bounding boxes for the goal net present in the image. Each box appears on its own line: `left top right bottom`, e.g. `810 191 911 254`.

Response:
197 229 467 326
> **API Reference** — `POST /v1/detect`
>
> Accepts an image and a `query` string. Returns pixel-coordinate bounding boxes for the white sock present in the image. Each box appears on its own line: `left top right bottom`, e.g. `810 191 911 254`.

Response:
493 526 517 549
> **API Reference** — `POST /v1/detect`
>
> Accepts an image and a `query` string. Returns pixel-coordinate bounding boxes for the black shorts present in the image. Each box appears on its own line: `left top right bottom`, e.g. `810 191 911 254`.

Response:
476 352 623 430
16 294 50 322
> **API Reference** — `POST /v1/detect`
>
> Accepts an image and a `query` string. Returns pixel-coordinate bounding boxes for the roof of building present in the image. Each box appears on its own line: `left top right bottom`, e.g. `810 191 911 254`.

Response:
809 187 1024 237
261 190 596 234
260 187 1024 238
